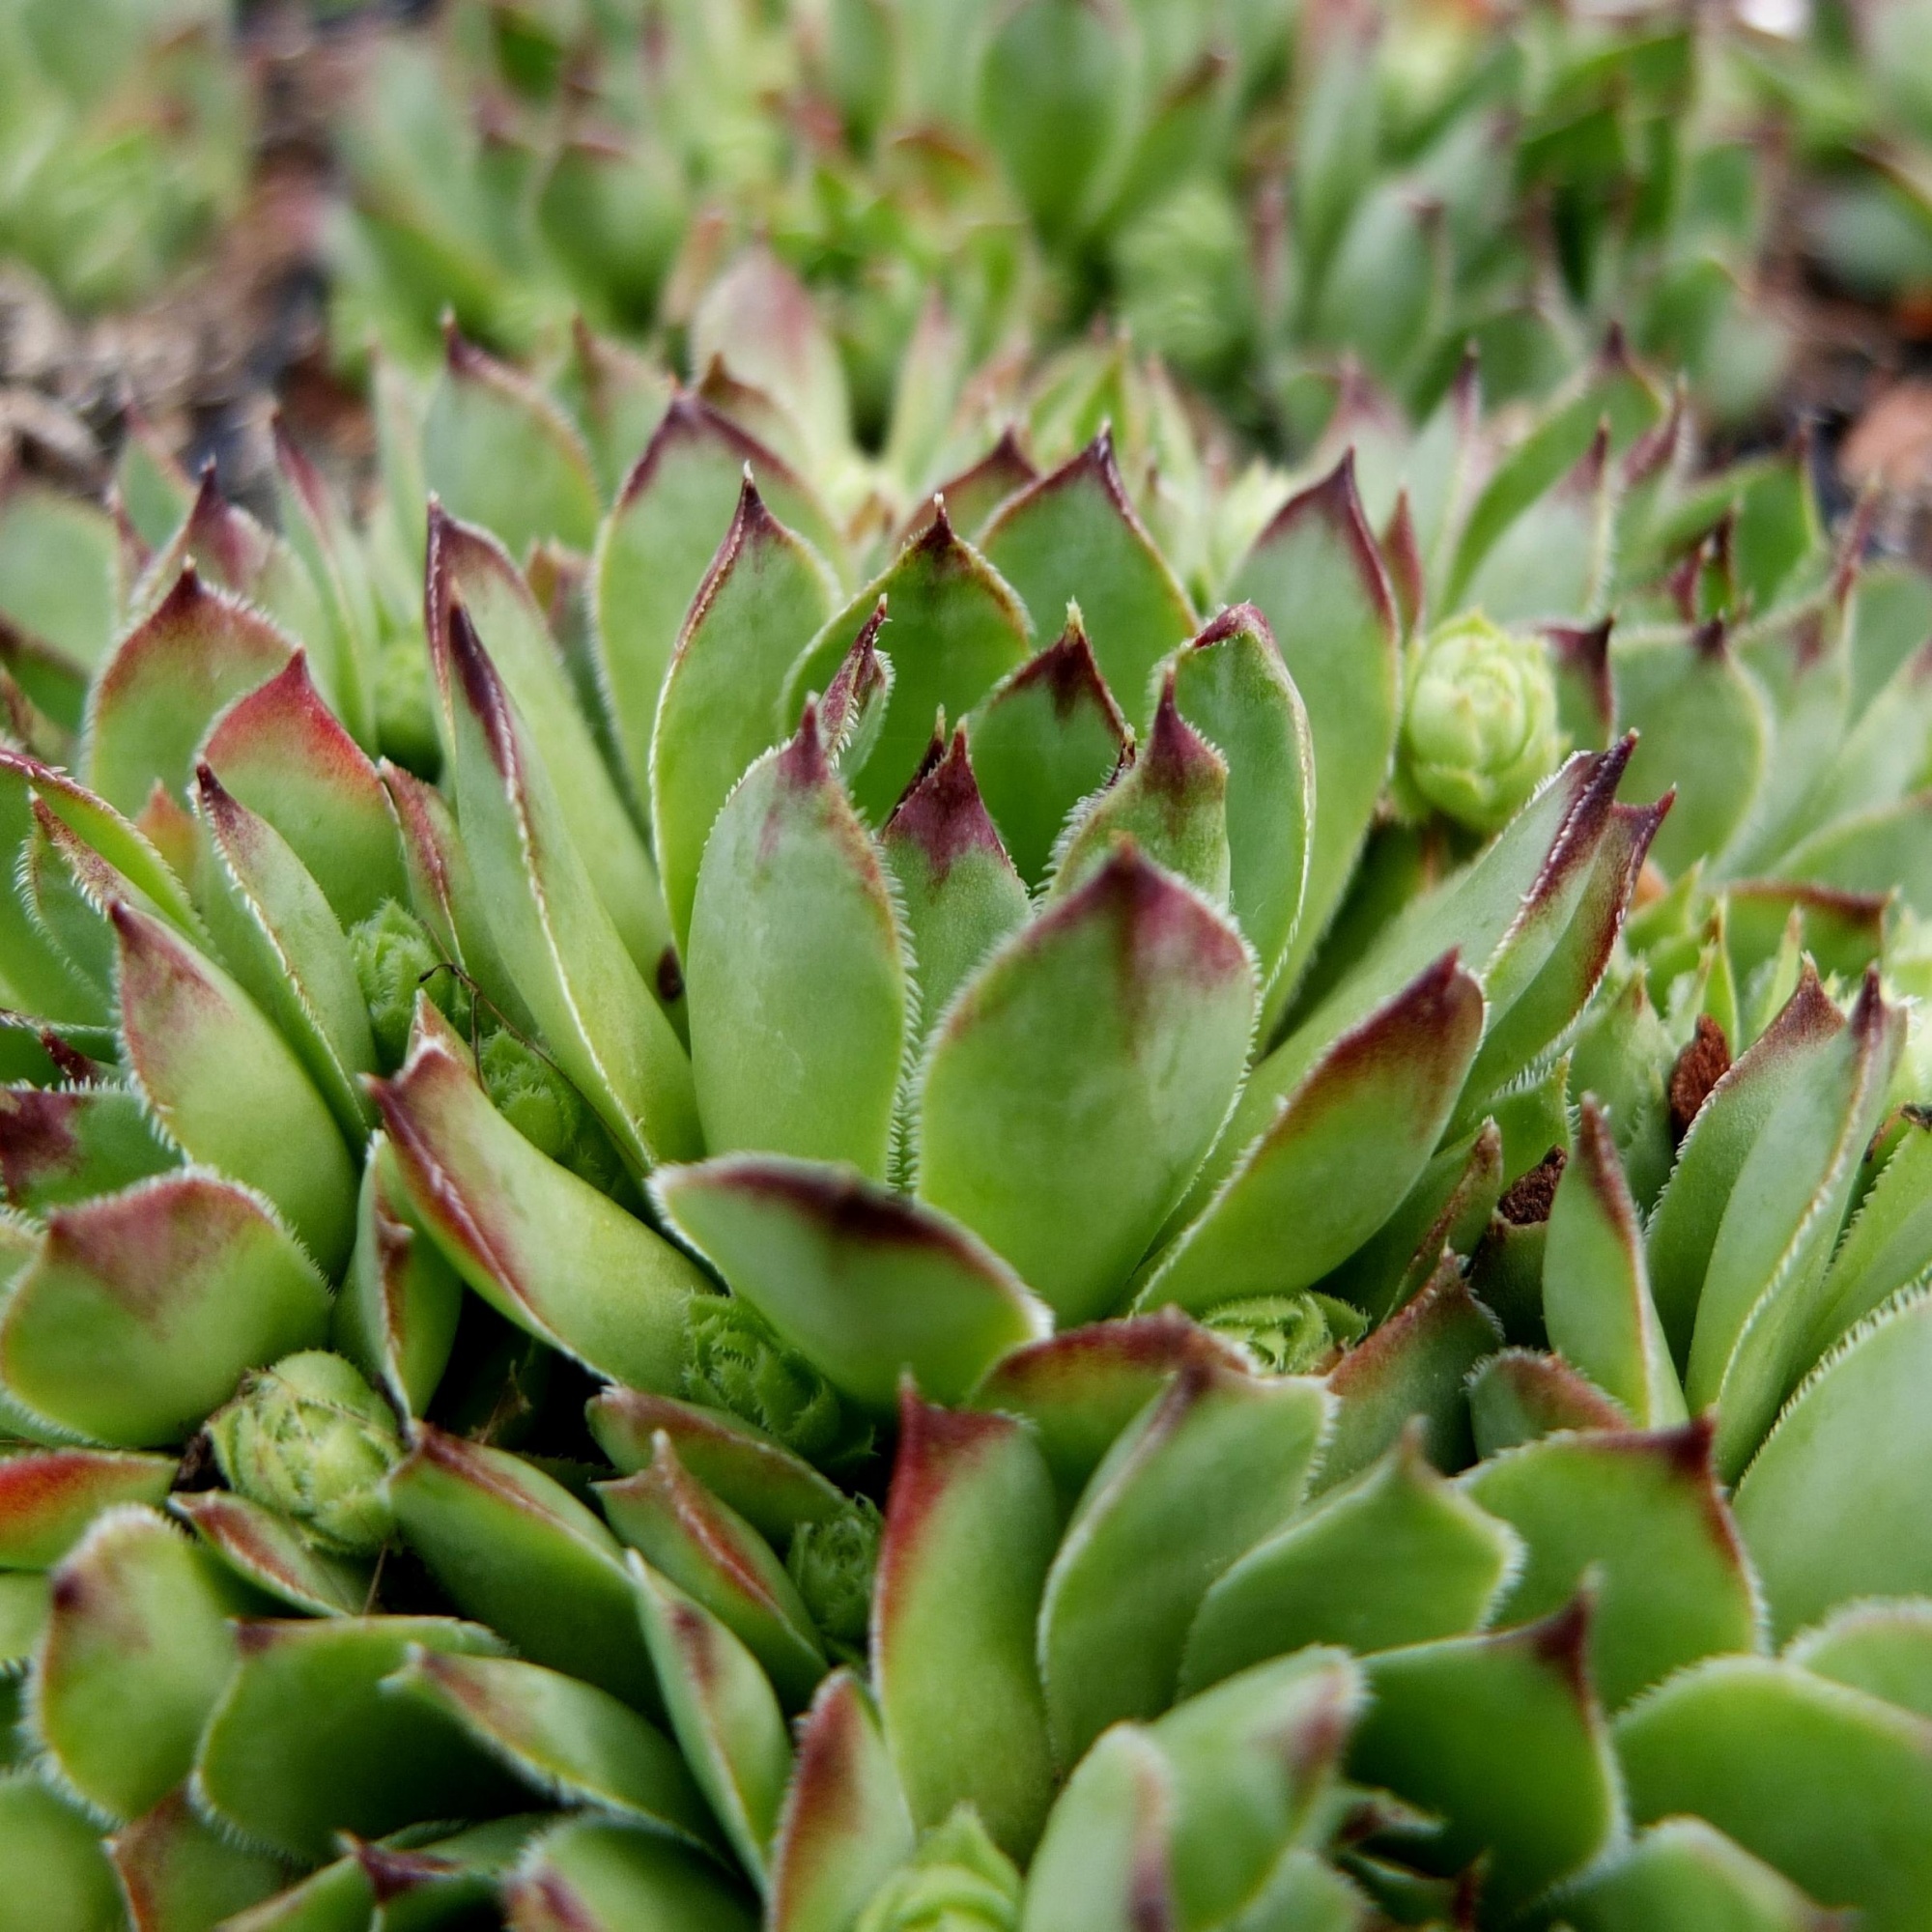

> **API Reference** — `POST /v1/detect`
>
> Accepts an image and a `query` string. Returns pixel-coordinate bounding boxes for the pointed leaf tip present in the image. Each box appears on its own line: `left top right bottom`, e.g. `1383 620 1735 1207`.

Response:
884 729 1009 880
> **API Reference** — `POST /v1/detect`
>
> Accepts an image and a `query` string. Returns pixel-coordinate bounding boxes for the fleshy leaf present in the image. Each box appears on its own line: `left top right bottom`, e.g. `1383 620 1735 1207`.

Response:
881 728 1030 1042
597 1432 826 1708
1317 1262 1503 1490
1736 1289 1932 1643
767 1669 916 1932
430 510 676 998
1181 1422 1519 1693
423 330 601 557
384 1647 716 1847
593 396 842 810
34 1505 251 1820
172 1490 371 1618
967 1313 1247 1509
1616 1654 1932 1929
787 507 1033 823
685 704 909 1179
113 900 356 1273
387 1424 660 1711
917 843 1255 1327
0 1176 330 1447
652 477 838 952
193 1615 521 1864
965 613 1130 889
192 762 381 1143
1469 1347 1629 1457
443 605 699 1170
1557 1815 1839 1932
873 1394 1060 1859
1543 1097 1687 1427
980 432 1194 722
200 653 405 925
0 1446 177 1566
1226 455 1400 1003
332 1136 464 1421
1052 669 1230 905
85 566 294 817
1143 952 1483 1314
1805 1115 1932 1357
105 1788 290 1930
1039 1357 1331 1766
0 1773 122 1932
1791 1600 1932 1720
655 1156 1046 1412
0 1084 177 1215
1352 1597 1622 1918
504 1817 756 1932
1463 1420 1759 1711
631 1554 794 1890
586 1387 847 1544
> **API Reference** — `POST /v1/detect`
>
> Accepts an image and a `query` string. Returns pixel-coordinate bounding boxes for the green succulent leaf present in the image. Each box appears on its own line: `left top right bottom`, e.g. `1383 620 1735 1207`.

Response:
171 1490 372 1618
1556 1816 1841 1932
686 703 909 1177
0 1084 178 1216
504 1816 757 1932
0 1446 177 1567
0 1771 122 1932
388 1423 661 1711
104 1789 291 1931
655 1156 1048 1412
0 1176 331 1448
1468 1346 1630 1457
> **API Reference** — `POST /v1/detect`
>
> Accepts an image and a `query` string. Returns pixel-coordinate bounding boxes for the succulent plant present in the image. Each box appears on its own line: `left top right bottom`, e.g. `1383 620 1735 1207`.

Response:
3 277 1932 1929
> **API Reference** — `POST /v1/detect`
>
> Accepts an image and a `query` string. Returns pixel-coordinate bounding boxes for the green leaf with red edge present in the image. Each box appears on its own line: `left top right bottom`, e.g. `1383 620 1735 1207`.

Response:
916 843 1255 1328
384 1647 717 1848
106 1788 291 1930
505 1817 757 1932
684 705 909 1179
593 396 843 814
1647 965 1846 1366
980 433 1195 725
1544 1097 1687 1427
0 749 200 935
597 1433 826 1709
1316 1261 1503 1491
387 1425 660 1712
33 1504 254 1820
1736 1288 1932 1643
1778 793 1932 916
193 1615 521 1865
786 508 1033 823
1022 1646 1365 1932
0 1446 177 1566
1182 1423 1519 1695
651 477 838 952
1469 1347 1630 1457
767 1669 916 1932
0 1084 178 1215
1052 669 1230 907
1039 1358 1330 1767
1616 1654 1932 1930
443 606 699 1171
382 758 536 1033
1352 1596 1622 1919
1690 974 1902 1478
1555 1816 1844 1932
200 652 405 924
191 763 381 1143
429 508 675 993
585 1388 847 1545
873 1396 1059 1860
964 613 1130 890
881 728 1030 1044
423 330 601 557
967 1313 1247 1510
1226 455 1400 1009
85 566 294 817
1166 603 1315 993
0 1176 330 1447
0 1772 122 1932
1140 952 1484 1315
1463 1420 1759 1712
631 1554 794 1890
112 899 357 1272
1616 620 1770 880
332 1134 464 1421
655 1157 1046 1414
171 1490 371 1617
371 1014 711 1389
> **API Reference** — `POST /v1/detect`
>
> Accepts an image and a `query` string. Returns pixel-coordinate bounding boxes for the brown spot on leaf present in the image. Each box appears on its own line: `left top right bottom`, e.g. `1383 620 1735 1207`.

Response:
1497 1148 1567 1227
1668 1014 1732 1146
656 947 685 1004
